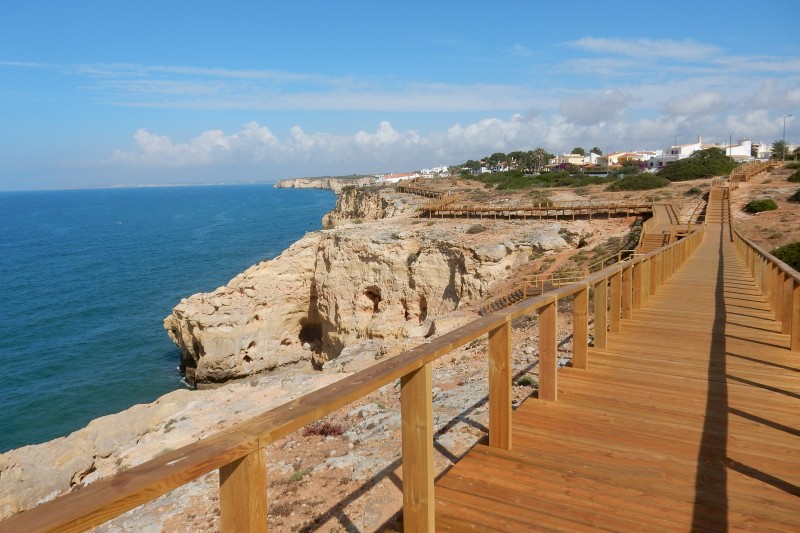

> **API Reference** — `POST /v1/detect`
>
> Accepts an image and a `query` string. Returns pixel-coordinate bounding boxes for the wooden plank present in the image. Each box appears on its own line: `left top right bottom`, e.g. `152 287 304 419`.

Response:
488 323 512 449
621 265 632 319
593 280 608 349
537 301 557 401
401 364 434 532
572 287 588 369
609 271 621 332
219 449 267 533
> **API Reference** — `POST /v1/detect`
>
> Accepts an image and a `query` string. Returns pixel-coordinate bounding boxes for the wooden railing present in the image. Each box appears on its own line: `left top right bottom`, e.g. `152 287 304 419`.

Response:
729 188 800 350
729 160 772 184
0 229 706 533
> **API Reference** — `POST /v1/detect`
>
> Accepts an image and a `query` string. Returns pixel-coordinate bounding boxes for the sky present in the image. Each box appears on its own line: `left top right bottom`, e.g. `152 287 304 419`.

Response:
0 1 798 190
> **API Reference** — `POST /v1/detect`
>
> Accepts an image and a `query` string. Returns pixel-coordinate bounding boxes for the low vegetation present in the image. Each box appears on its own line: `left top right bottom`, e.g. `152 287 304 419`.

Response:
771 242 800 270
789 189 800 203
658 148 737 181
464 169 614 190
745 199 778 213
606 173 670 191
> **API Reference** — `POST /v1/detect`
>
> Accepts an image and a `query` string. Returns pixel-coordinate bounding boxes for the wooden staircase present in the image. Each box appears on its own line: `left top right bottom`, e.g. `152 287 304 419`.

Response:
637 232 670 253
705 187 730 223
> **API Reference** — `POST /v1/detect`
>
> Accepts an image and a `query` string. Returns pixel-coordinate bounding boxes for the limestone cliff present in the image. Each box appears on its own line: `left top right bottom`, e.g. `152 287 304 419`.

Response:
164 217 540 384
321 186 413 227
163 180 603 384
274 176 377 193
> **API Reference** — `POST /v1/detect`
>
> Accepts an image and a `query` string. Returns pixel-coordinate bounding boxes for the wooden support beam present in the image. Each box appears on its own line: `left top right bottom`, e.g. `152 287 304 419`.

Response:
783 276 794 335
593 280 608 349
609 271 621 332
219 449 268 533
538 300 558 401
572 287 588 369
792 282 800 353
774 269 784 324
632 261 643 310
488 323 512 450
401 364 435 532
622 266 632 319
649 255 659 295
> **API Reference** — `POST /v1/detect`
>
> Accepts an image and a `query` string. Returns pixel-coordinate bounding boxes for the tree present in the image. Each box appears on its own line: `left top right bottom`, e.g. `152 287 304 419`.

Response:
530 147 552 171
772 140 788 160
571 147 586 156
590 147 603 155
488 152 507 165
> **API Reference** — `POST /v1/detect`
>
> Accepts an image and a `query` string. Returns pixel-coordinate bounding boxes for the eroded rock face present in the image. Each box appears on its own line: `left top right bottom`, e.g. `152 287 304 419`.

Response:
164 233 324 383
164 222 533 383
322 187 413 228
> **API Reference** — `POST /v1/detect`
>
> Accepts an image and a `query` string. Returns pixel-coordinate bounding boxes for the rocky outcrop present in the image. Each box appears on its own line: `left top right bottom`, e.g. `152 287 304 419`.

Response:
274 176 377 193
164 220 537 384
322 187 394 227
165 233 324 384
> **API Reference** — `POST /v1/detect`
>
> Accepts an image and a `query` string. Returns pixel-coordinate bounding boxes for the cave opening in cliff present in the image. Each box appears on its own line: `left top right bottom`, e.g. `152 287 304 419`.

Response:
364 286 382 314
299 322 323 347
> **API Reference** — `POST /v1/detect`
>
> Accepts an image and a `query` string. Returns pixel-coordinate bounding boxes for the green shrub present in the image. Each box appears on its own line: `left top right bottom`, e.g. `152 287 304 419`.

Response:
686 187 702 195
606 174 670 191
790 189 800 203
787 171 800 183
516 375 536 387
658 147 737 181
786 162 800 170
466 224 486 234
744 199 778 213
772 242 800 271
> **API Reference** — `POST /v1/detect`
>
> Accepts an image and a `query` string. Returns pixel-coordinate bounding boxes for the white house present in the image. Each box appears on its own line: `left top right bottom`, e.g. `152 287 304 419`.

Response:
647 135 704 169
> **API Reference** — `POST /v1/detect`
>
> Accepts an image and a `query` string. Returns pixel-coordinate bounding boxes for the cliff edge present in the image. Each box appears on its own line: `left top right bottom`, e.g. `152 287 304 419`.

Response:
274 176 377 193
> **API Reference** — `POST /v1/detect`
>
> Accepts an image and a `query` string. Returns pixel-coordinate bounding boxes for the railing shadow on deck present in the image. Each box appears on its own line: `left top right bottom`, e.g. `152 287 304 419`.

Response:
0 227 707 533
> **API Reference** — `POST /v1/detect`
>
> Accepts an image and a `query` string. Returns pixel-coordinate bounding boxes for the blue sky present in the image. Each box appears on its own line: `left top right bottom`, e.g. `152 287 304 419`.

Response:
1 1 798 190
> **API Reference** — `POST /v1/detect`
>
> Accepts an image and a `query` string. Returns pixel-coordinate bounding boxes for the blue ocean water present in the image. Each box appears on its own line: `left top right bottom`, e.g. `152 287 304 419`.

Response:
0 185 335 453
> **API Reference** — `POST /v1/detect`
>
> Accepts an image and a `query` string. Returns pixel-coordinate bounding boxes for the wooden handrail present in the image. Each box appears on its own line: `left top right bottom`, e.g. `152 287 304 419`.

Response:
0 228 706 533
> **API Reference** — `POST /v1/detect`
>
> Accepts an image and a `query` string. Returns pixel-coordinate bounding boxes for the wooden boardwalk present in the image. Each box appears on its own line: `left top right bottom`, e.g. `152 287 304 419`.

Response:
435 224 800 532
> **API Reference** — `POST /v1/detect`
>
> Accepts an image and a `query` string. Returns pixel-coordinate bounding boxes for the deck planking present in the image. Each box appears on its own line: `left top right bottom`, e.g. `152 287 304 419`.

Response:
434 224 799 532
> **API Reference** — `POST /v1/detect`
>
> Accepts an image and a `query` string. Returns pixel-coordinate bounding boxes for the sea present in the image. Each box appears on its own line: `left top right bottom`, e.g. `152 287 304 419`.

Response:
0 184 336 453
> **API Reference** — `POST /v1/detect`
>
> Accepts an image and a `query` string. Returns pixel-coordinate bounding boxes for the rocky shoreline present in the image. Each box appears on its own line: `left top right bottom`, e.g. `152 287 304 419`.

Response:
0 181 637 530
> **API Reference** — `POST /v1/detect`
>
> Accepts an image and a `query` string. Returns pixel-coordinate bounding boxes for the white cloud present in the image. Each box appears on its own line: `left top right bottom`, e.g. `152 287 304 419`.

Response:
559 89 634 125
571 37 719 61
663 91 727 117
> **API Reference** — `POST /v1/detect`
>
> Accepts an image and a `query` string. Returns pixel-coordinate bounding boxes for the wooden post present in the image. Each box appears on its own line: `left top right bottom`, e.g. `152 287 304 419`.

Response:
572 287 589 369
622 266 632 319
401 364 435 532
763 261 773 311
538 300 558 401
610 271 621 332
593 280 608 349
632 261 643 310
488 323 512 450
641 258 650 304
649 255 659 295
792 283 800 352
219 450 268 533
774 269 784 323
783 277 794 335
